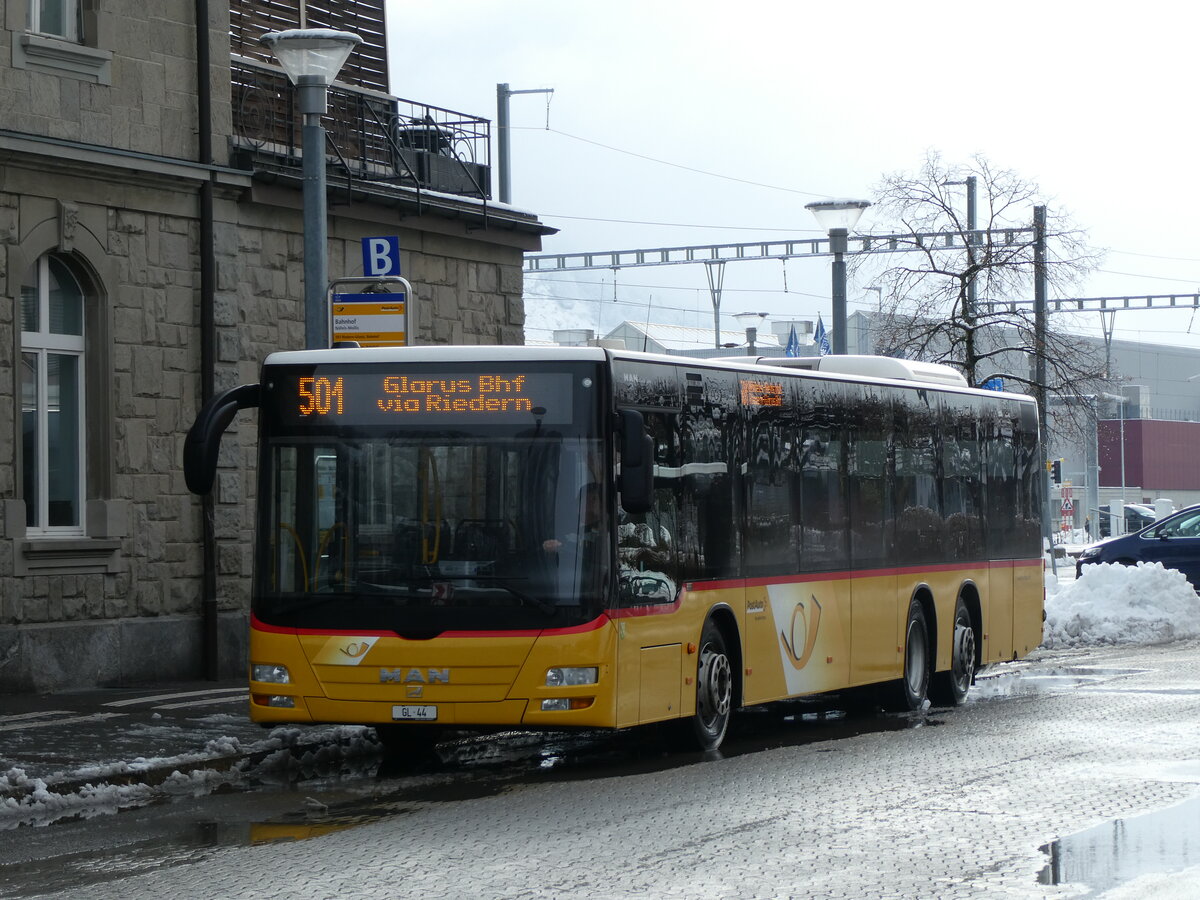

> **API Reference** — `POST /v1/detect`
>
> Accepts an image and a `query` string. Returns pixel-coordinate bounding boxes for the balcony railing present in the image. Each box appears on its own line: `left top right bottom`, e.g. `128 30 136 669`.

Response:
230 58 491 200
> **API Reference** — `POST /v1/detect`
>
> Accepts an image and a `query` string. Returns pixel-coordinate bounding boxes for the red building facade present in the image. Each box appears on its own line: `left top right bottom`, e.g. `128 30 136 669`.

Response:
1098 419 1200 492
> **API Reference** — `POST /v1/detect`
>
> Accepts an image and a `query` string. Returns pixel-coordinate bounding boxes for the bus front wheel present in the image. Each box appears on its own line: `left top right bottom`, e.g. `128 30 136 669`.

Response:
688 620 733 751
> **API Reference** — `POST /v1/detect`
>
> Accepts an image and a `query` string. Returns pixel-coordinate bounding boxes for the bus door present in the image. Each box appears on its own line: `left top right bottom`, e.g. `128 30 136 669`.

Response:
847 384 899 685
615 406 686 726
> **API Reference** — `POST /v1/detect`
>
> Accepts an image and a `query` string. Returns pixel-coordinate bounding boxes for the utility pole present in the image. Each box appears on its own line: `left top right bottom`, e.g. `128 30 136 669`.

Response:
705 261 726 349
1033 206 1048 435
965 175 977 317
945 176 977 317
1033 204 1055 572
496 83 554 203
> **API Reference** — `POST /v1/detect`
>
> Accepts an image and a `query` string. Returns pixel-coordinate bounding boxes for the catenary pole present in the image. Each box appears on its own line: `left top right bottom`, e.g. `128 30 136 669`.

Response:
496 83 554 204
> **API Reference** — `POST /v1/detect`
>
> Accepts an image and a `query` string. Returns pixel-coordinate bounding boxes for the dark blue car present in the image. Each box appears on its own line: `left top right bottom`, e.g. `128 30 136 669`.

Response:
1076 504 1200 589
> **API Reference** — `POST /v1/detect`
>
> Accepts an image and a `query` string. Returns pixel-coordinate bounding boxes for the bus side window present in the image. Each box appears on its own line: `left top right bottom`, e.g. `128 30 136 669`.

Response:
796 382 849 571
679 369 740 581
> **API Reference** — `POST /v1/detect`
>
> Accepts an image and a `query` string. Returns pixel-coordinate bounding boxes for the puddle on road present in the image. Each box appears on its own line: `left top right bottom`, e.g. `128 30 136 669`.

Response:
1038 794 1200 895
0 696 952 896
972 665 1146 701
245 704 944 844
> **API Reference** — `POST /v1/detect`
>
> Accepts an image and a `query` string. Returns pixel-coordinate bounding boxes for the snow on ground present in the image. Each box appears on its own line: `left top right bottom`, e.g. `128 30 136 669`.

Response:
0 724 381 830
1043 561 1200 648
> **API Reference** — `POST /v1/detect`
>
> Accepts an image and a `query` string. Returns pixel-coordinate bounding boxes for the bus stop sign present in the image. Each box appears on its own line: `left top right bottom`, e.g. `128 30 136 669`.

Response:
332 292 407 347
362 237 401 276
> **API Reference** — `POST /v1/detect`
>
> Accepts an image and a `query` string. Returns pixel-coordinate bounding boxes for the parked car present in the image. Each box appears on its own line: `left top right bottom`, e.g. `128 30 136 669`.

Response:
1076 504 1200 588
1096 503 1157 538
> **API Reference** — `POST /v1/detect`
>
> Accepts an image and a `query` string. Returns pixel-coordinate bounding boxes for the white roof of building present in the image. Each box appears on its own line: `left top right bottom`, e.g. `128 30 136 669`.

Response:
605 321 783 352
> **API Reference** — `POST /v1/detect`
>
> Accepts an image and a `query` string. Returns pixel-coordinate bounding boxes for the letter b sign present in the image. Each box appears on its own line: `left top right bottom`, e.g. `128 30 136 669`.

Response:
363 236 401 276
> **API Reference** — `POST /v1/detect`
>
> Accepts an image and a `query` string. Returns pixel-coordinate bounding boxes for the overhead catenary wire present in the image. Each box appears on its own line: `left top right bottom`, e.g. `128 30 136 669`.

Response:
512 125 832 198
518 127 1200 284
512 125 1200 320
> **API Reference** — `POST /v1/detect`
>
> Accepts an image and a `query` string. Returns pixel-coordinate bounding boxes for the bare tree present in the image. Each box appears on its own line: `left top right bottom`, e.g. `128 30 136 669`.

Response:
856 151 1109 438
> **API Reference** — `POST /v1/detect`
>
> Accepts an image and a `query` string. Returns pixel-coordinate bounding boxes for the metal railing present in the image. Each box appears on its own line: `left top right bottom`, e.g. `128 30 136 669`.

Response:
230 58 491 200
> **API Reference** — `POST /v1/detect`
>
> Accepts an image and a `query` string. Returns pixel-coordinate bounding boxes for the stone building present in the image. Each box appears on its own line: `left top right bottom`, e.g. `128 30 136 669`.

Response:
0 0 551 691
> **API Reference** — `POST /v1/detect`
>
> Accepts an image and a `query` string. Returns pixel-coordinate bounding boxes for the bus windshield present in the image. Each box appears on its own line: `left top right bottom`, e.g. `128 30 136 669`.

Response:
253 361 608 635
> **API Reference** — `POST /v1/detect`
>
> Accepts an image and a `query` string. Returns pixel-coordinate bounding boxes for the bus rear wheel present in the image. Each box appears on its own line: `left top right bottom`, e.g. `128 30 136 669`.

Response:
888 598 930 711
688 620 733 751
931 599 976 706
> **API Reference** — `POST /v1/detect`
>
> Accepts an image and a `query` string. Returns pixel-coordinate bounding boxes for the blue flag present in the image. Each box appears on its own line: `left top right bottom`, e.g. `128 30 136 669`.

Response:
814 315 831 356
785 325 800 358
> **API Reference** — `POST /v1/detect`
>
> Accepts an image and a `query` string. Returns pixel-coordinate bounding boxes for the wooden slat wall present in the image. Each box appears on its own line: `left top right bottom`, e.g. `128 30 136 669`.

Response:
230 0 390 93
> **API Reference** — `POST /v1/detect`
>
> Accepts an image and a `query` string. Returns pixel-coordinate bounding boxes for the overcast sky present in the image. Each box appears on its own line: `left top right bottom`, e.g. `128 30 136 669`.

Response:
386 1 1200 355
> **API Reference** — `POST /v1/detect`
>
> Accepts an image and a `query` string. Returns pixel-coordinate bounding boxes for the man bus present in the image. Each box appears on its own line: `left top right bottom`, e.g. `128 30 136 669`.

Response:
184 345 1044 753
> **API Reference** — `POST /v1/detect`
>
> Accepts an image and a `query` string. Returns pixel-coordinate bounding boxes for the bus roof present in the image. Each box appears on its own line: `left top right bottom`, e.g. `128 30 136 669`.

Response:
262 345 611 366
261 345 1031 401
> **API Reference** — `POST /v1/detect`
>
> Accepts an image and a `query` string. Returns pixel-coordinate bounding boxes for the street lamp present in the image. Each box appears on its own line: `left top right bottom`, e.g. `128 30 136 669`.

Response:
260 28 362 349
805 199 871 355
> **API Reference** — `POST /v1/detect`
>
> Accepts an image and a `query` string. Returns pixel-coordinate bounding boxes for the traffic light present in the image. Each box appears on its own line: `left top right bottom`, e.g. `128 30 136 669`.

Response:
1050 459 1063 484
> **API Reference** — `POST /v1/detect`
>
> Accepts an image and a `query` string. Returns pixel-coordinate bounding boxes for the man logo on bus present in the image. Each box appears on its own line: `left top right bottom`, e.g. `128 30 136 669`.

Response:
780 595 822 670
380 668 451 684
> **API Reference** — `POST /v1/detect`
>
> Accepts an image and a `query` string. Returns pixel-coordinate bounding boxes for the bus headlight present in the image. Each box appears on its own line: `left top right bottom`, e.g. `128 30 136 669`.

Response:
252 694 296 708
252 664 290 684
541 698 595 711
546 666 598 687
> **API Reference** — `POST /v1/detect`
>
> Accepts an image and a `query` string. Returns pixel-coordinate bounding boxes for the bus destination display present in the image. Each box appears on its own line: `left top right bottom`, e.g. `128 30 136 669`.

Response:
278 369 575 426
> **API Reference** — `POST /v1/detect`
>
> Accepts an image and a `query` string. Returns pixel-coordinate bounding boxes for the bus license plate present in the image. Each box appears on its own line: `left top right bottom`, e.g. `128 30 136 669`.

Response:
392 705 438 721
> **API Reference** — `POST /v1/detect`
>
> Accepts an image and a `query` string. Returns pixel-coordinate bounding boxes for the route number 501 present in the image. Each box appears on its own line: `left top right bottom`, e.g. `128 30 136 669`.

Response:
298 376 345 416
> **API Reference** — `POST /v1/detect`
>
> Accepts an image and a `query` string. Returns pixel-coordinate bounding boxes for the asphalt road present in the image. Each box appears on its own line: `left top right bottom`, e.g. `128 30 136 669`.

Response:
5 641 1200 898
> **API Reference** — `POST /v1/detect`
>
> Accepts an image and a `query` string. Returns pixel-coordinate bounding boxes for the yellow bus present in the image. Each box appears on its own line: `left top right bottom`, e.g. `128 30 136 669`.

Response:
184 345 1044 753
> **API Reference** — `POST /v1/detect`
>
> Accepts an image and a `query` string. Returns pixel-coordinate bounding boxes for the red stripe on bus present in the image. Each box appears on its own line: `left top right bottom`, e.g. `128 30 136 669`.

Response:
606 597 684 618
250 612 611 639
688 557 1042 592
252 557 1041 634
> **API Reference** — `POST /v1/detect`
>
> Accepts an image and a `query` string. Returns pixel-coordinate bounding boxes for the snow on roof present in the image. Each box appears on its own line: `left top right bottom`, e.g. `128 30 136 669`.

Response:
605 321 783 351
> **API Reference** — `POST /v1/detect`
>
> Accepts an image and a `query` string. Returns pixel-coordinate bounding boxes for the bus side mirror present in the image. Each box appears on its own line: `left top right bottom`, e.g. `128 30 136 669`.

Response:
184 383 260 495
618 408 654 514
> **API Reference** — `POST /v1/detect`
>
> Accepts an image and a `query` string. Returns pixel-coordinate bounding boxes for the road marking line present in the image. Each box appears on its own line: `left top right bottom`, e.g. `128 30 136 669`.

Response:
102 687 248 707
0 712 127 732
153 695 249 710
0 710 76 724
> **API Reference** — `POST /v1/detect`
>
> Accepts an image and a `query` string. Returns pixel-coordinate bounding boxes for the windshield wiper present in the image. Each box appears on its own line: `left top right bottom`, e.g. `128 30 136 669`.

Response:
393 572 557 615
442 574 557 615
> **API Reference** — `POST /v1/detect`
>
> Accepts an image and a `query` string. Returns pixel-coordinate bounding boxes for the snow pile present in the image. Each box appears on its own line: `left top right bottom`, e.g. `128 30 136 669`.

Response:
0 724 379 830
1043 561 1200 648
1 766 191 829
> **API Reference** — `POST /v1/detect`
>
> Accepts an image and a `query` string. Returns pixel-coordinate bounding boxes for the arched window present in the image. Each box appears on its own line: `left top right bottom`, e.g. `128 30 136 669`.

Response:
20 254 86 534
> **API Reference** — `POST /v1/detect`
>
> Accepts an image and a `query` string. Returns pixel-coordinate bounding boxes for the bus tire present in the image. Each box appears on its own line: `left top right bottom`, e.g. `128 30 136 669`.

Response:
889 597 930 711
688 619 733 751
930 598 975 706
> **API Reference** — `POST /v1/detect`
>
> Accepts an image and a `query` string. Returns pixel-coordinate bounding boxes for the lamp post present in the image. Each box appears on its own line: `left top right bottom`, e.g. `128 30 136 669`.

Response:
260 28 362 350
805 199 871 355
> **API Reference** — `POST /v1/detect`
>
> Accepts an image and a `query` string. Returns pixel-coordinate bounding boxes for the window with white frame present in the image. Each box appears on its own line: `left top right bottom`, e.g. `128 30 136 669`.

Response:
27 0 79 41
21 254 86 534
